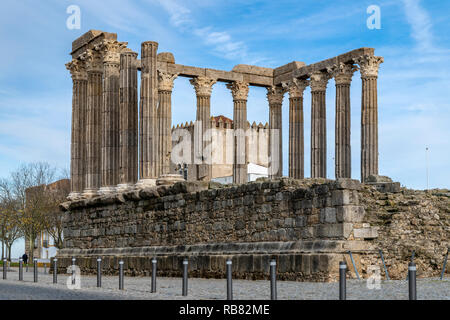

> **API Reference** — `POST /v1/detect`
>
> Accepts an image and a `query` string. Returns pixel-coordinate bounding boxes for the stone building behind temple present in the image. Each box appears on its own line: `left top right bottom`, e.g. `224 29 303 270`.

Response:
24 179 69 260
171 115 269 183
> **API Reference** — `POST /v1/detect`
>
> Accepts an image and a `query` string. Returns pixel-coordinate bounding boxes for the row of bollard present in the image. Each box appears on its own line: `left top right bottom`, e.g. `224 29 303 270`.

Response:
0 255 432 300
338 261 418 300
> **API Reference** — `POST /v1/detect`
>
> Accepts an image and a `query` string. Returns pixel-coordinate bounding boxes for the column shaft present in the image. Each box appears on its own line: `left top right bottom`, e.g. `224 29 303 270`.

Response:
335 83 351 178
269 103 283 178
190 77 216 182
158 90 172 175
227 81 249 184
67 62 87 198
355 55 383 182
311 90 327 178
118 51 138 188
100 62 120 192
85 70 102 195
361 76 378 181
267 86 285 179
310 72 330 179
233 100 248 184
139 41 159 184
196 96 212 180
283 79 307 180
289 96 304 179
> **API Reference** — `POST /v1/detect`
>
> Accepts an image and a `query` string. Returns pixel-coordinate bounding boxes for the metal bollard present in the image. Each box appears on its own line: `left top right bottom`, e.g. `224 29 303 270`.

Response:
33 259 38 283
408 262 417 300
270 259 277 300
97 257 102 288
119 260 124 290
151 258 157 293
226 259 233 300
406 250 415 280
339 261 347 300
44 262 47 274
182 258 188 296
26 261 28 273
19 258 23 281
53 258 58 284
71 257 76 285
440 250 448 280
3 259 6 280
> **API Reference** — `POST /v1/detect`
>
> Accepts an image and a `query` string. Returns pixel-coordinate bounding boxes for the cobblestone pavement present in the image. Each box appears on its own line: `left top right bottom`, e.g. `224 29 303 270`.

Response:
0 268 448 300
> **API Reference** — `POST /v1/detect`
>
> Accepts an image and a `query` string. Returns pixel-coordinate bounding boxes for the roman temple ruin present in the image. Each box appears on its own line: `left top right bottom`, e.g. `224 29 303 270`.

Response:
58 30 449 281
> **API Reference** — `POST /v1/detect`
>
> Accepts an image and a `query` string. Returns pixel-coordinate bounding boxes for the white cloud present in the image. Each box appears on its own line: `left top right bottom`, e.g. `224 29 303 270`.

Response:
401 0 434 52
152 0 268 64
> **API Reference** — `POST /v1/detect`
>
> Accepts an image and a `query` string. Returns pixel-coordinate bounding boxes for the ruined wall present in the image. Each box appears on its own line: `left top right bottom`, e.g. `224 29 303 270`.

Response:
358 186 449 279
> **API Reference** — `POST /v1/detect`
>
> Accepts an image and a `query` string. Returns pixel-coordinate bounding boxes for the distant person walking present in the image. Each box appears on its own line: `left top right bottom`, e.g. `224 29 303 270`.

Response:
22 253 28 265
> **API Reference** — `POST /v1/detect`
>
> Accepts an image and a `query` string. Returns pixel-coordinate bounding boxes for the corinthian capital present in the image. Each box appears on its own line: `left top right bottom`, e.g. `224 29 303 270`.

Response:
282 78 309 99
81 49 103 73
158 71 179 92
226 81 249 101
97 39 128 65
309 71 331 92
354 55 384 78
266 86 286 105
327 62 358 85
65 59 87 81
189 76 217 97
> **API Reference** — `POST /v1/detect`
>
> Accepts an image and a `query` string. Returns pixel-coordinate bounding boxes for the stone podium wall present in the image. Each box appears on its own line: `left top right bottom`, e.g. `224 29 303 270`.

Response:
62 179 370 248
57 178 380 281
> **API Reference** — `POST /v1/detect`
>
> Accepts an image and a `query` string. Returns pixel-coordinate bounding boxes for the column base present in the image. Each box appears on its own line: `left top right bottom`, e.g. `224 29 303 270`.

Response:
135 178 157 189
67 192 82 201
82 188 99 198
156 174 185 186
98 186 117 195
115 183 136 193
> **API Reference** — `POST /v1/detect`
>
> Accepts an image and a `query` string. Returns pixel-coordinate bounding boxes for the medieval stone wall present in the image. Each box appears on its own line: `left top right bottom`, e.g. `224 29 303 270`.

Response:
358 186 449 279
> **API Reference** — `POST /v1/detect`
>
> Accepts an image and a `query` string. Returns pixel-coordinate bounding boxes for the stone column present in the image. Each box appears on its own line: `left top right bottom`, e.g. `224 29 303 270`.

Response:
66 59 87 200
226 81 249 184
138 41 159 187
158 71 178 176
327 63 358 179
82 49 103 197
310 71 331 179
190 76 217 181
117 49 138 191
99 40 127 194
267 86 285 179
355 55 383 183
283 79 308 179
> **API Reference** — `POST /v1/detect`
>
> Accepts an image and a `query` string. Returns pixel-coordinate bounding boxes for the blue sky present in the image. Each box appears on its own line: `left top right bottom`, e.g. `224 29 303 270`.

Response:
1 1 449 256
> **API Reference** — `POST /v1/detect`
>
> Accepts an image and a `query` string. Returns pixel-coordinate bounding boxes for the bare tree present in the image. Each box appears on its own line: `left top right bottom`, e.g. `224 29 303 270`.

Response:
0 179 24 261
4 162 57 261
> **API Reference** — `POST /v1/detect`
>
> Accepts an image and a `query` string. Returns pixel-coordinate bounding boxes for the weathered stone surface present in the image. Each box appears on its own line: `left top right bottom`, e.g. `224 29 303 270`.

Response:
366 175 393 183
